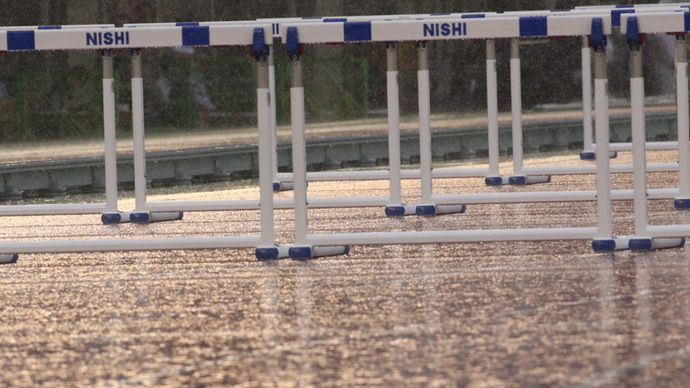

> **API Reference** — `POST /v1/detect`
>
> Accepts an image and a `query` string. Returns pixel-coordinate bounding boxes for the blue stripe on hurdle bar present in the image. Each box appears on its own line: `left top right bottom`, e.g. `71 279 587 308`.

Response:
7 31 35 50
324 18 347 23
38 25 61 30
344 21 372 42
519 16 547 37
611 9 634 27
462 14 486 18
182 25 210 46
685 12 690 32
176 22 200 27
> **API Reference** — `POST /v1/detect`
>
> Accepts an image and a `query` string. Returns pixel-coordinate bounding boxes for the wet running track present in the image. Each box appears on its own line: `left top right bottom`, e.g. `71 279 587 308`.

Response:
1 152 690 387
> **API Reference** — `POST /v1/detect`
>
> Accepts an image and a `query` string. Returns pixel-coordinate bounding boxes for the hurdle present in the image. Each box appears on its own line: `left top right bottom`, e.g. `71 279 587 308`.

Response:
612 12 690 250
577 4 690 159
0 24 118 219
0 24 298 260
277 14 648 258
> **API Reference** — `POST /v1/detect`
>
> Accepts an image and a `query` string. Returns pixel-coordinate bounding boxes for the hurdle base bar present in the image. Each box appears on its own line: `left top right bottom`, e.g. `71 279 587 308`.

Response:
508 175 552 185
416 204 466 216
674 198 690 209
288 245 350 260
579 151 618 160
255 246 291 261
0 254 19 264
385 204 417 217
130 211 184 223
593 237 634 252
629 237 686 252
102 212 131 224
485 176 511 186
273 181 295 192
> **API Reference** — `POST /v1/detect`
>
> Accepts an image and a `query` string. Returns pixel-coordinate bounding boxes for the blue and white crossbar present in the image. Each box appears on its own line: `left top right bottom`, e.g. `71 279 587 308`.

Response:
0 24 271 51
620 11 690 34
279 14 613 44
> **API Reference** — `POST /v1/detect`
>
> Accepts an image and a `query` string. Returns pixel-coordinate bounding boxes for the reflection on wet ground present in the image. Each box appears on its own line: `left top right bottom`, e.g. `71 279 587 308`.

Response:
1 151 690 387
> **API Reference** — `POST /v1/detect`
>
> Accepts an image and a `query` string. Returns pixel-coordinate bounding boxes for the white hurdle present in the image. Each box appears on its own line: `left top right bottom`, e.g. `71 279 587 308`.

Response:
0 24 291 260
281 15 636 258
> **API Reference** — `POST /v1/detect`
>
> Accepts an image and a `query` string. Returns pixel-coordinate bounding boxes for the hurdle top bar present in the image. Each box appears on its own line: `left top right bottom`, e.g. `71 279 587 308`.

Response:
620 10 690 34
122 5 688 41
0 24 271 51
277 14 613 45
0 24 115 30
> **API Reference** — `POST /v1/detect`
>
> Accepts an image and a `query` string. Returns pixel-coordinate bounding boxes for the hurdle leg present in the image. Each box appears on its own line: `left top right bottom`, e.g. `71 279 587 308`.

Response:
674 35 690 209
588 24 628 252
285 28 348 259
507 39 550 186
129 49 183 224
410 41 465 216
580 36 617 161
269 47 293 193
98 50 132 224
624 19 683 251
384 42 417 216
253 33 289 260
484 40 510 186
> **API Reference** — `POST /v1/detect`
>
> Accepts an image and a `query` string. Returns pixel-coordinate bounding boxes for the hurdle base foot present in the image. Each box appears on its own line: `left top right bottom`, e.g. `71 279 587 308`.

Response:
255 246 291 260
416 204 466 216
385 204 417 217
485 176 510 186
288 245 350 260
130 211 184 223
593 237 633 252
273 181 294 192
508 175 551 185
0 254 18 264
580 151 618 160
674 198 690 209
102 212 132 224
630 237 685 251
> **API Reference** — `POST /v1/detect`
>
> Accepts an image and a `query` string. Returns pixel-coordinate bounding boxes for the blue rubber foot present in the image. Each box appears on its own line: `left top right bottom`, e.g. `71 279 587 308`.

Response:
101 213 122 224
675 198 690 209
509 176 526 185
273 182 281 192
580 151 618 160
629 238 653 251
592 239 617 252
580 151 596 160
385 205 406 217
0 254 19 264
289 246 312 259
256 247 280 260
485 176 505 186
130 212 150 223
416 205 437 215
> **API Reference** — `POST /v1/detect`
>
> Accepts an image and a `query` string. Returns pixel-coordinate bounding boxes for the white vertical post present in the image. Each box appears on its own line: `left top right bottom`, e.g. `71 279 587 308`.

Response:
131 49 147 213
290 55 308 245
387 42 402 205
417 41 433 204
510 39 524 176
486 39 500 177
676 35 690 199
257 54 275 247
593 45 613 238
630 44 649 237
269 48 279 182
102 50 118 214
582 36 594 154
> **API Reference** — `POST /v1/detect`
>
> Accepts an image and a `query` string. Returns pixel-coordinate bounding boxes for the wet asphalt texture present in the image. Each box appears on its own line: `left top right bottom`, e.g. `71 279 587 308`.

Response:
2 151 690 387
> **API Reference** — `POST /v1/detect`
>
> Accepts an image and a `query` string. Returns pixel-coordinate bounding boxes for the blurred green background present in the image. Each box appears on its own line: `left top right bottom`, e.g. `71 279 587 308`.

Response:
0 0 676 142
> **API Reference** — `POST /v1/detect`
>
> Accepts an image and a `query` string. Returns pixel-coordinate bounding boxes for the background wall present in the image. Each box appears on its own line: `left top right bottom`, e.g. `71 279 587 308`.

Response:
0 0 674 141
